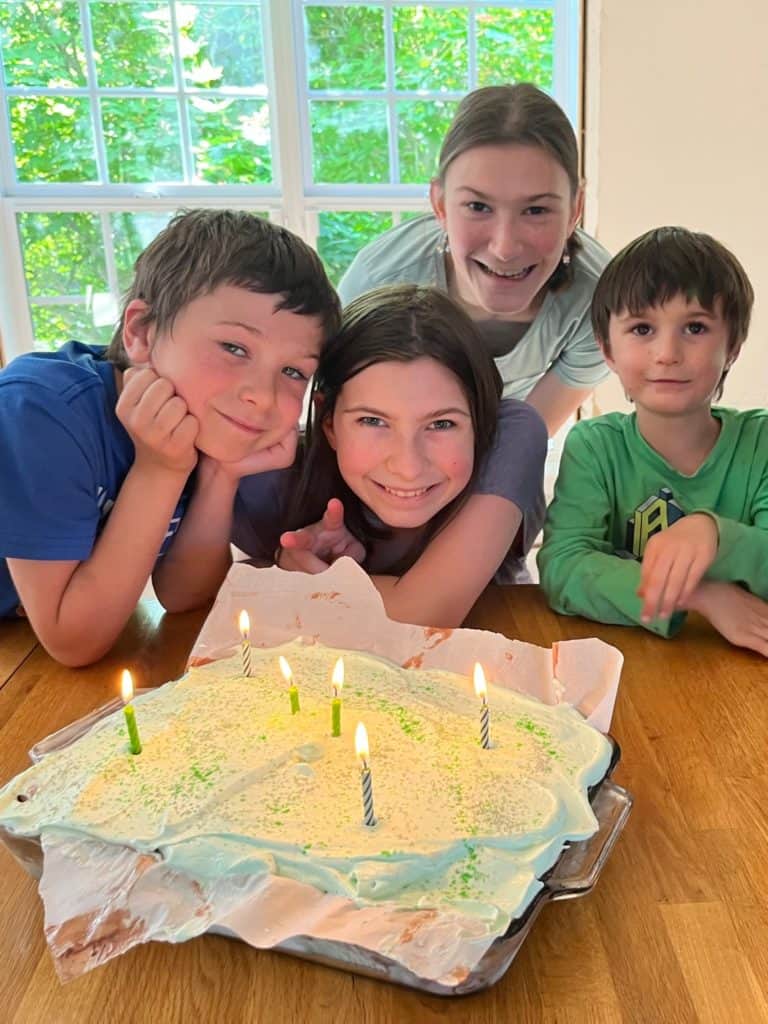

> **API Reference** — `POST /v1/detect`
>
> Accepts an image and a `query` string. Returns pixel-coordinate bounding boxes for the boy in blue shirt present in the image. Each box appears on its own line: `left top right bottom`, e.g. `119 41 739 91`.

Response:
0 210 340 665
539 226 768 656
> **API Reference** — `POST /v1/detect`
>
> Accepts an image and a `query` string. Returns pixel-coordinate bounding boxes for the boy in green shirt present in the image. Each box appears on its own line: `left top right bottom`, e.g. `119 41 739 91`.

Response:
538 226 768 656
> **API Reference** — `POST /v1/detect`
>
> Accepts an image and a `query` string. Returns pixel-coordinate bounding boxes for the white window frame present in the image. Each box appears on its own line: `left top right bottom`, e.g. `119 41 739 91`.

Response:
0 0 580 362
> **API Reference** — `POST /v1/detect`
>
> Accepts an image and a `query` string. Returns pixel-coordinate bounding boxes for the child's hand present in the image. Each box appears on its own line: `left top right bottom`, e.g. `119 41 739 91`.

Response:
215 426 300 481
278 499 366 574
637 513 719 622
117 366 198 475
689 580 768 657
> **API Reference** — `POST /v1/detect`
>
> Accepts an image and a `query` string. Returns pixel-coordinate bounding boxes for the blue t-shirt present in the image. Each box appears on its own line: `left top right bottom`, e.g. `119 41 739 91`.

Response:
0 342 189 618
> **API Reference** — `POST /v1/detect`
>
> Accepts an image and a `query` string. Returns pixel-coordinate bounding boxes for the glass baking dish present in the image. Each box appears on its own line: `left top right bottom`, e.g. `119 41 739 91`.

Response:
23 694 632 995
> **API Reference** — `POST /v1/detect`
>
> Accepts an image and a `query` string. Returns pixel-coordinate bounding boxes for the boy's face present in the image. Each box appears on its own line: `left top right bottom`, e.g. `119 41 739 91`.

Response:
601 294 734 417
323 357 475 530
133 285 323 463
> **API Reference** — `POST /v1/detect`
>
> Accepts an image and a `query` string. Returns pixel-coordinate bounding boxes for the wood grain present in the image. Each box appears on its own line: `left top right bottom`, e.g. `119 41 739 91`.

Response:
1 587 767 1022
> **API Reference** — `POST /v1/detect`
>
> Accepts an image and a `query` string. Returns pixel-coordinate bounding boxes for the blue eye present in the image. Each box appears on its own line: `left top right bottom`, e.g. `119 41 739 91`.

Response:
686 322 707 335
630 324 652 337
221 341 247 357
357 415 386 427
429 419 456 431
282 366 308 381
465 201 491 214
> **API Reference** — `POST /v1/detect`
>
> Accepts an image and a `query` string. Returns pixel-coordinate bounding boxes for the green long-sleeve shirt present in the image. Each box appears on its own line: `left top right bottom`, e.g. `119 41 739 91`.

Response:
538 408 768 636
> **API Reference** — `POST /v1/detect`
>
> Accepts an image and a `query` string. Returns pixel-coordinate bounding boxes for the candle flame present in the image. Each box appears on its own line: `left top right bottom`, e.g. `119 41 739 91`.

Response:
354 721 369 764
473 662 487 701
238 609 250 637
278 655 292 684
332 656 344 695
121 669 134 704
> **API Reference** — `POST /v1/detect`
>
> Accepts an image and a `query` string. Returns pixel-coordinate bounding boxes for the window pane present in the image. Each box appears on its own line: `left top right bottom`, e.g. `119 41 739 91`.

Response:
189 98 272 184
90 1 174 88
17 212 107 298
10 97 97 182
310 101 389 184
477 8 555 89
30 305 113 351
317 211 393 285
180 4 265 89
393 6 468 92
305 5 385 91
398 100 457 184
0 0 86 87
111 211 175 292
101 98 182 182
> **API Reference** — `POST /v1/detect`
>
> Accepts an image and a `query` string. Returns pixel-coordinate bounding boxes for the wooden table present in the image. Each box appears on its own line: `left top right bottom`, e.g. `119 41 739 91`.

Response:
1 589 767 1023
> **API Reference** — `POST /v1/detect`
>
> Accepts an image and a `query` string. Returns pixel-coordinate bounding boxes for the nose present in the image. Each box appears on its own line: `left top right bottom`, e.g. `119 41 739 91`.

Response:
240 372 277 414
385 433 427 481
653 330 683 365
488 217 523 264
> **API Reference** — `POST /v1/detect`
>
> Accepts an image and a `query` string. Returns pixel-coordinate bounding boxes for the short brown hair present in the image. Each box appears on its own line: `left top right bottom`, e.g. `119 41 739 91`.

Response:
436 83 581 290
591 227 754 399
107 209 340 369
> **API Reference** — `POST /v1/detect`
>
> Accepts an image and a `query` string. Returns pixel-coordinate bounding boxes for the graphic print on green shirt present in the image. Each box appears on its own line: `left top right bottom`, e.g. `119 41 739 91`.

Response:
624 487 685 558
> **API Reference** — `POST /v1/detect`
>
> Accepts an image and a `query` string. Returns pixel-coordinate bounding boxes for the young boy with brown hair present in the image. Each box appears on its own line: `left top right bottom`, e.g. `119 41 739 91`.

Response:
0 210 340 665
538 226 768 655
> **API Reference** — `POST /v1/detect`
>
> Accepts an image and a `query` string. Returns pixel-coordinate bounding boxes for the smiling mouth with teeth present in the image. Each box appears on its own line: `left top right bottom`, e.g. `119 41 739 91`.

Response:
377 483 435 499
475 261 535 280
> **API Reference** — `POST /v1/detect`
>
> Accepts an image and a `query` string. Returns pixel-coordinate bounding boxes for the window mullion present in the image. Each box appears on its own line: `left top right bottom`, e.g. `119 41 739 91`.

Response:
0 201 35 360
79 0 110 186
168 2 195 184
268 1 308 237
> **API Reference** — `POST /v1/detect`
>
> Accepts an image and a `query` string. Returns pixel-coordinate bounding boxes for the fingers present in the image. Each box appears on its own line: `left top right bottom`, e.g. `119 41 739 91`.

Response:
322 498 345 532
279 529 316 552
277 546 330 575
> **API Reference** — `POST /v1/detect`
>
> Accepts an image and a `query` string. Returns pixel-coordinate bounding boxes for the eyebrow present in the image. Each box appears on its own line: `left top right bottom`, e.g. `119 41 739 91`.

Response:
455 186 564 202
216 320 320 360
616 308 717 321
343 405 471 418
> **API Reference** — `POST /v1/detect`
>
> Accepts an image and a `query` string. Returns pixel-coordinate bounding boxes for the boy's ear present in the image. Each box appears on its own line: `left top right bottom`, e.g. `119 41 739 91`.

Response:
122 299 154 365
597 337 616 372
429 179 447 228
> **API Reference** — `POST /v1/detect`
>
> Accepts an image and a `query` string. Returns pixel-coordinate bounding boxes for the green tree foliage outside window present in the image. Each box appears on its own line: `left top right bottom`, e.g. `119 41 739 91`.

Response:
1 2 557 350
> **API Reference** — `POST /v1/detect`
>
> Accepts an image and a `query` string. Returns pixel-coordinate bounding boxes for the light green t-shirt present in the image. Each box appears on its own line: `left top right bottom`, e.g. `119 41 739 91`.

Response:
537 408 768 637
338 215 611 400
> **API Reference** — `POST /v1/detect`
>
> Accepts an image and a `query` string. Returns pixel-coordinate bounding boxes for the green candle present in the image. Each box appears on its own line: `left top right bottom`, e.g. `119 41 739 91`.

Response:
331 657 344 737
331 697 341 737
289 684 300 715
279 656 300 715
121 669 142 755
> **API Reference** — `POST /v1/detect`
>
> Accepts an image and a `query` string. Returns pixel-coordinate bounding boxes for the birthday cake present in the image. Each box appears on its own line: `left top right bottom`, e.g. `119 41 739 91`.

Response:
0 639 614 982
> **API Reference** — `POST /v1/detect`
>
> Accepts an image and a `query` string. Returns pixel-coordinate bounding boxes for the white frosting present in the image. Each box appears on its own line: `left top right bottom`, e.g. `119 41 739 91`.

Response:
0 641 613 927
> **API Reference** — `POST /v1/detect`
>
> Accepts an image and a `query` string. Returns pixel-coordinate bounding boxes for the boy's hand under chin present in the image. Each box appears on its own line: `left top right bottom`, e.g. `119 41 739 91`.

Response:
637 513 719 623
278 498 367 573
213 425 300 481
688 580 768 657
117 365 198 475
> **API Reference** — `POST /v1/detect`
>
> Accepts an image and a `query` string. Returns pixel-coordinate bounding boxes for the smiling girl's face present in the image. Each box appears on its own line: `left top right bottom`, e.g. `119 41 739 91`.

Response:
430 143 583 322
323 357 475 529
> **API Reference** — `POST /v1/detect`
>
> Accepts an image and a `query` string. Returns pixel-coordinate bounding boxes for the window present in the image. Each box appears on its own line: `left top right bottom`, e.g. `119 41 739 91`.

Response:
0 0 579 359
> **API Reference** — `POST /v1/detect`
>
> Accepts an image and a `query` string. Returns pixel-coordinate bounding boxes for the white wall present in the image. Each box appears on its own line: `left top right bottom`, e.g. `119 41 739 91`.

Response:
584 0 768 413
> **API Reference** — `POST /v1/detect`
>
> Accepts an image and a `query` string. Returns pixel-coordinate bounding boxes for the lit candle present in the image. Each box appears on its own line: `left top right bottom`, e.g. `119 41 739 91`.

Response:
331 657 344 737
473 662 491 750
279 655 300 714
239 610 252 677
355 721 377 827
121 669 142 755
